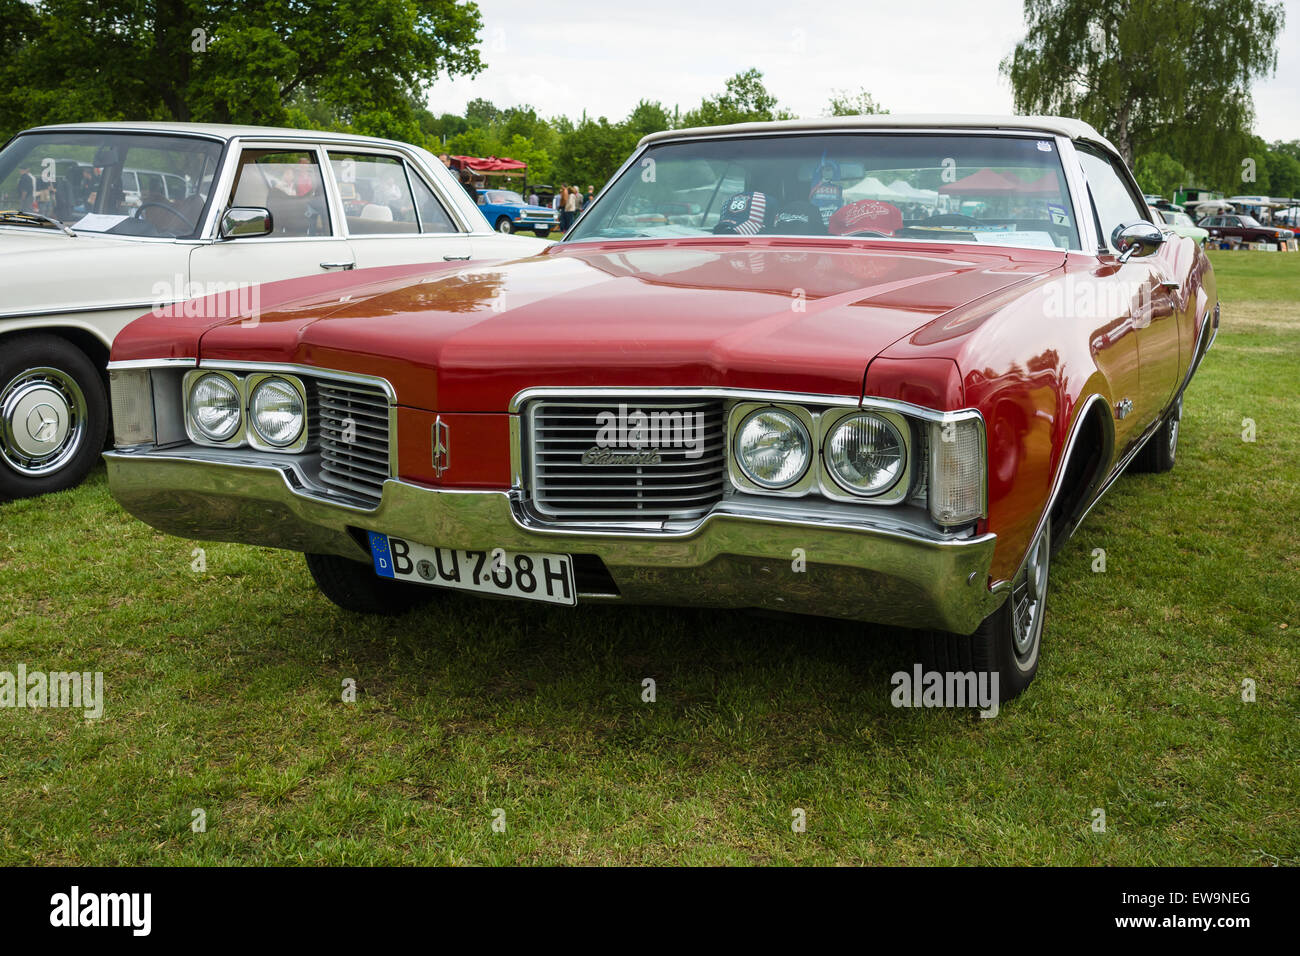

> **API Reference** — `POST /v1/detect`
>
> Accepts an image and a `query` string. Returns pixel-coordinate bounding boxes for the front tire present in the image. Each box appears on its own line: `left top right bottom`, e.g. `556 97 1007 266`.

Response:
305 553 433 615
0 333 108 500
495 217 513 234
918 520 1050 703
1131 394 1180 473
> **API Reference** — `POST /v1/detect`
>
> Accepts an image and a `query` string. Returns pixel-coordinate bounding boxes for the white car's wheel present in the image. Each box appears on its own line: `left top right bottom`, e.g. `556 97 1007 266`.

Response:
0 334 107 500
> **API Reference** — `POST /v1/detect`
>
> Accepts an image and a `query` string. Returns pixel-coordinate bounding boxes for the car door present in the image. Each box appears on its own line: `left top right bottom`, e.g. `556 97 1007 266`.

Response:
324 148 471 267
1077 144 1182 432
189 143 356 290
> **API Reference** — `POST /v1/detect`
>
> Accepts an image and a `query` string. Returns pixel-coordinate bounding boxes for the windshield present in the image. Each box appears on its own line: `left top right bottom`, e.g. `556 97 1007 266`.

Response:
568 132 1081 251
487 190 524 205
0 130 224 238
1172 212 1194 227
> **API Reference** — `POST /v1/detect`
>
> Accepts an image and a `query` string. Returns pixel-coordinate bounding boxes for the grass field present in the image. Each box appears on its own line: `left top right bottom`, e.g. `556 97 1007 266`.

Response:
0 251 1296 865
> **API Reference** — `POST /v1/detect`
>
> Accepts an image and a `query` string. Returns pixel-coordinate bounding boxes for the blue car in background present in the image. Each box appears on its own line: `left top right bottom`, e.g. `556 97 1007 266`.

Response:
476 188 559 236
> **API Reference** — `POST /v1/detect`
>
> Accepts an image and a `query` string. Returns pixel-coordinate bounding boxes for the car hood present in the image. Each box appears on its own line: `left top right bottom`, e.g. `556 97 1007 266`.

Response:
0 226 190 317
195 239 1064 412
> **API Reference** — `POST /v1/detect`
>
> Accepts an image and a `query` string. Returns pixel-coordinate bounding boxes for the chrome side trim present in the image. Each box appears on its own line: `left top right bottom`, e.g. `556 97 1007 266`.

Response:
107 358 198 370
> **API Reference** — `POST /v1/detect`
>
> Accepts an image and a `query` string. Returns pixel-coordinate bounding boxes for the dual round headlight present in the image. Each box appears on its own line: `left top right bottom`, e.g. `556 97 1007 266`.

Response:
733 407 905 496
248 377 305 446
187 373 304 447
188 374 241 442
734 408 812 488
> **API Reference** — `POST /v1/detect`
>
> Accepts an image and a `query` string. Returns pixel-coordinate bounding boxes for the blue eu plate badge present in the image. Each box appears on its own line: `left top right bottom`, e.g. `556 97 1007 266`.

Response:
368 531 394 578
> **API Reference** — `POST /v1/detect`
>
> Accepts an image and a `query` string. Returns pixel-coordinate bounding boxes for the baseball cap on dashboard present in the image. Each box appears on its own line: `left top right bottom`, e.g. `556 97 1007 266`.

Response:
771 200 827 235
713 191 771 235
829 199 903 236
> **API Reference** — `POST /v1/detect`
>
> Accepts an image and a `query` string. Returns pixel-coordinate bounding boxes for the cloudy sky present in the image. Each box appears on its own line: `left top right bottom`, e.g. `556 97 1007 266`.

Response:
426 0 1300 142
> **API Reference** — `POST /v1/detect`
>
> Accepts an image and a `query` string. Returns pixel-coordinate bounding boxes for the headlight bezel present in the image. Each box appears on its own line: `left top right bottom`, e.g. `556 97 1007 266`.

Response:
245 373 309 452
818 408 913 503
183 369 244 446
728 403 817 494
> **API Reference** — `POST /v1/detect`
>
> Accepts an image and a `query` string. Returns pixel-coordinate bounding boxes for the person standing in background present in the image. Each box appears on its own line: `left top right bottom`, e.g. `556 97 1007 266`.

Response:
564 184 580 229
16 164 38 213
585 185 595 208
556 185 570 230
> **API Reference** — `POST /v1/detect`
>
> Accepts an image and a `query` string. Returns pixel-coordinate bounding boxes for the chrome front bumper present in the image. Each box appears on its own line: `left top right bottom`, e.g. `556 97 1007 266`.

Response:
104 449 1006 634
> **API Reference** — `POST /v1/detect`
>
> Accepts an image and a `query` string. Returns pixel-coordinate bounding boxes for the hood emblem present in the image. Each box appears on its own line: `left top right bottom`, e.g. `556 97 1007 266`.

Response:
432 416 450 476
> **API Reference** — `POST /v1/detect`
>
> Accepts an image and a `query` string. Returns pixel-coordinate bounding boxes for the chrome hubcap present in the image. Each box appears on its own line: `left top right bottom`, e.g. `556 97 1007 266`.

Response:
0 367 87 476
1011 525 1050 660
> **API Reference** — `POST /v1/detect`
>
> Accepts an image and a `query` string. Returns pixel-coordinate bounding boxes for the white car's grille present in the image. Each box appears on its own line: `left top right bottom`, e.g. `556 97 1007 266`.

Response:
527 398 726 521
316 380 391 504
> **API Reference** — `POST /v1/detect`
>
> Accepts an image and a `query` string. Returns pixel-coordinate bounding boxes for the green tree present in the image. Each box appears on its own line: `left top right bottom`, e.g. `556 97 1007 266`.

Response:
1134 151 1191 198
681 68 790 127
826 89 888 116
1264 148 1300 198
1001 0 1285 184
0 0 484 137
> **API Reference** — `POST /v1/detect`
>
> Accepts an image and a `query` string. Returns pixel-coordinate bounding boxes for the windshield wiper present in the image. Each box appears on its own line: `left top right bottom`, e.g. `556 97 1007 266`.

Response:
0 211 76 236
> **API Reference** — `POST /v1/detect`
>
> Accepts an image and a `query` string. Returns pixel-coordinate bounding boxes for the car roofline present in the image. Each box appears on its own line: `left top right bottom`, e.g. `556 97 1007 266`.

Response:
637 114 1120 158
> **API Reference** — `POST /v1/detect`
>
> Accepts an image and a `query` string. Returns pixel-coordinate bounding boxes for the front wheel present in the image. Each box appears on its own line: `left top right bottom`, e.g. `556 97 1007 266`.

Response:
495 217 513 234
918 519 1050 703
0 333 108 500
305 552 433 615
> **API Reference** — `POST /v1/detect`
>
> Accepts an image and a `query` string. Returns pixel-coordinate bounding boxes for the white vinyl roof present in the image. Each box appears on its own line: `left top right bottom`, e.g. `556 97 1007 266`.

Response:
639 114 1119 156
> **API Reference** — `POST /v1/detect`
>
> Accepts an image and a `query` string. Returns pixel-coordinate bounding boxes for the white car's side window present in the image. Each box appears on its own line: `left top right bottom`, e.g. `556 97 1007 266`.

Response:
227 148 333 237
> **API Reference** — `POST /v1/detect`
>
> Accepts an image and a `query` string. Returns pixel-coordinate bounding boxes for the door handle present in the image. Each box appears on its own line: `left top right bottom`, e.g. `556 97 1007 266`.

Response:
442 255 471 261
320 260 355 271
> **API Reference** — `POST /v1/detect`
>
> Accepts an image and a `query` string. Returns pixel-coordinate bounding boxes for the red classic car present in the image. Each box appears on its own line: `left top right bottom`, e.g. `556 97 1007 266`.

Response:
1198 213 1294 245
104 115 1217 702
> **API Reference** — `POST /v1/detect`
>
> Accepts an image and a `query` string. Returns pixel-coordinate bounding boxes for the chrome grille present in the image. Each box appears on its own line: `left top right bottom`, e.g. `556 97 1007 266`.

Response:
527 398 726 520
316 380 392 504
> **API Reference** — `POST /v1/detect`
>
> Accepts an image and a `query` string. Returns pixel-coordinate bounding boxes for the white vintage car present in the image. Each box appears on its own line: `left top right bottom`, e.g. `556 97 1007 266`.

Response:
0 121 547 499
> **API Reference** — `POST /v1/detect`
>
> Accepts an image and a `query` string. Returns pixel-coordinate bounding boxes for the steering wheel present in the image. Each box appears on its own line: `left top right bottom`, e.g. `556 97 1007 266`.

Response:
134 202 192 232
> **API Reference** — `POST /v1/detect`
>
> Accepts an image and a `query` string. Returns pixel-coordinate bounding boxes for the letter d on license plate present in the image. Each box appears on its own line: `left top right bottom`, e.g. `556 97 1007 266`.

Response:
367 532 577 606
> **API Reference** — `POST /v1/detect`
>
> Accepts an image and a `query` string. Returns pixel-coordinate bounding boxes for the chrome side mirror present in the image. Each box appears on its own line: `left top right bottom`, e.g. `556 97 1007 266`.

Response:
1111 220 1165 263
220 206 273 239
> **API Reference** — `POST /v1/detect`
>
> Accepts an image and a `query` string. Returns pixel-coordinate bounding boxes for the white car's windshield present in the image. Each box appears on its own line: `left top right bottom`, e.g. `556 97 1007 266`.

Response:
568 132 1082 251
0 130 223 239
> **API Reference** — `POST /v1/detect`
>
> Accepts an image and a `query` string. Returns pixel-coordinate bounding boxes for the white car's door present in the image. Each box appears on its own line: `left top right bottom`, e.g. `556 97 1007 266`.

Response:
189 143 357 289
323 148 471 267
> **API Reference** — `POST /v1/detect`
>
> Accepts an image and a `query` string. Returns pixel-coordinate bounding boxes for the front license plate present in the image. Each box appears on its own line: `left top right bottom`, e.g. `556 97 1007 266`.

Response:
367 532 577 606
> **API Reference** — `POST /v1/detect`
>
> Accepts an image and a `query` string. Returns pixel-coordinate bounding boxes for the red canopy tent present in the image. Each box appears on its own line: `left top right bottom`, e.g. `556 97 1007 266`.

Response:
451 155 528 180
938 168 1024 196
